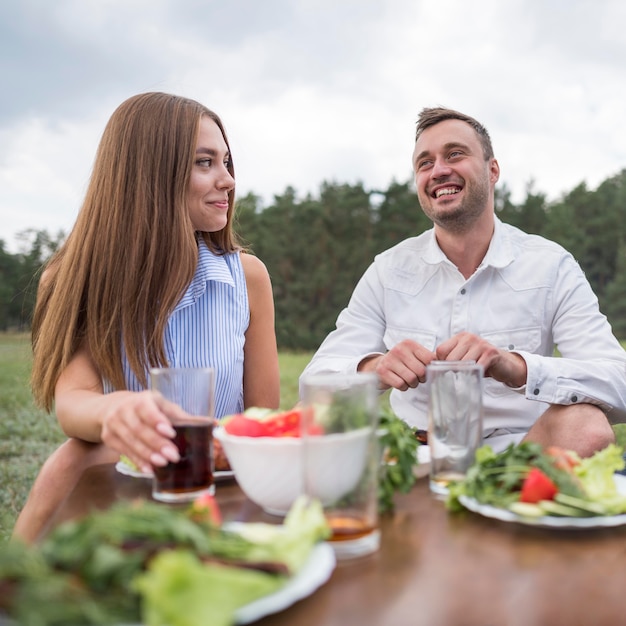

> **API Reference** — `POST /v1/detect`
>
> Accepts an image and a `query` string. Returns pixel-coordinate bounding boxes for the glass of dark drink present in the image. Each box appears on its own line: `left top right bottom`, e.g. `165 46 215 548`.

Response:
150 368 216 503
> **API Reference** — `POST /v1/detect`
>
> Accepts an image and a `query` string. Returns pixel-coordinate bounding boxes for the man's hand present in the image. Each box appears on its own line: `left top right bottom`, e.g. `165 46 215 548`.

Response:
436 331 527 388
358 339 436 391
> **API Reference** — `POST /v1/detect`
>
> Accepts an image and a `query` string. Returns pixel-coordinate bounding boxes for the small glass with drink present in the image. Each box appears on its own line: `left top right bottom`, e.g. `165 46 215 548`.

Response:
427 360 483 497
150 367 216 503
300 373 380 560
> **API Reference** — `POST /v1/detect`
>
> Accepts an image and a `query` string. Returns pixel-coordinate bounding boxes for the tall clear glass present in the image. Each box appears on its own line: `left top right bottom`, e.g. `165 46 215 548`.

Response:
427 361 483 497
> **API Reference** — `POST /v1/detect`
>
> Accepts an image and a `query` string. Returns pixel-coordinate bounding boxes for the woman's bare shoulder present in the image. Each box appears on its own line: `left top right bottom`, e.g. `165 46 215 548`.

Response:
240 252 270 283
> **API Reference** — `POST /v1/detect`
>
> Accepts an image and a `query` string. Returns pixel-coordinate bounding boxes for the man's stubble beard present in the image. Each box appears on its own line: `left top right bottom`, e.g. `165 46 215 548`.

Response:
419 173 491 235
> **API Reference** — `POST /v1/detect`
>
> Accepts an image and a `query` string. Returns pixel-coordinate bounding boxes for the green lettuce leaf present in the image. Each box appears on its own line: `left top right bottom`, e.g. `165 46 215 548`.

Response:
231 495 330 574
574 443 626 513
134 550 283 626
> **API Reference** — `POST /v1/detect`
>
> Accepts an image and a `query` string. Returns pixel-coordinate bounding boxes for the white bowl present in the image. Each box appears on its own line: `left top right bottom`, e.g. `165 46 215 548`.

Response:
302 427 371 505
214 426 374 516
214 427 303 515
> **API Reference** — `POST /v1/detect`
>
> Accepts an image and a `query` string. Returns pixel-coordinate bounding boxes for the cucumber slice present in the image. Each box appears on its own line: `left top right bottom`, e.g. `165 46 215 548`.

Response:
508 502 545 517
554 492 606 515
539 500 594 517
243 407 277 420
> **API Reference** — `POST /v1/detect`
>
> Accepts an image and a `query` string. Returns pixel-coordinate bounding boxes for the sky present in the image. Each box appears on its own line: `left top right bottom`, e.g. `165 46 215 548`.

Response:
2 0 625 252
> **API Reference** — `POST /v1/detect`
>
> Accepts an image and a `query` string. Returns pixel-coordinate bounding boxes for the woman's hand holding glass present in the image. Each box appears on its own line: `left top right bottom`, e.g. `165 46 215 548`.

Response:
99 390 187 474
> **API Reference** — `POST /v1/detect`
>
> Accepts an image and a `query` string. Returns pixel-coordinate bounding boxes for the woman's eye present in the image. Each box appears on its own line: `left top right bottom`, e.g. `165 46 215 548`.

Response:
196 158 212 167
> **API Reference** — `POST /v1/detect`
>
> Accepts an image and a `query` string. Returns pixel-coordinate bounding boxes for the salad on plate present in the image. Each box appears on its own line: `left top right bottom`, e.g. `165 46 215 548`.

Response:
0 494 332 625
448 441 626 523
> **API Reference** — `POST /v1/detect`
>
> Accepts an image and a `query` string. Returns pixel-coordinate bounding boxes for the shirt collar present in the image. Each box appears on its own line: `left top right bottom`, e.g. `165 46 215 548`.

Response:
482 216 515 269
175 240 236 310
423 215 514 270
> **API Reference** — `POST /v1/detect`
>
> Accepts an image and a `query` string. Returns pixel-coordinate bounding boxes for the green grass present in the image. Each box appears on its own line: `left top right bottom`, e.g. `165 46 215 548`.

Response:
0 333 312 542
279 352 313 409
0 335 66 542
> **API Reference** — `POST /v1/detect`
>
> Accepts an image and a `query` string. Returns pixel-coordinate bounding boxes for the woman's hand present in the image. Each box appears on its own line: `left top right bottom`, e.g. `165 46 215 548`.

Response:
99 390 186 474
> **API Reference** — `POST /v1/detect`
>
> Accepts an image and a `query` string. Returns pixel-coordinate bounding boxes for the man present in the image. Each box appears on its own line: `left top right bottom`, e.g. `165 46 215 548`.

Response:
300 107 626 456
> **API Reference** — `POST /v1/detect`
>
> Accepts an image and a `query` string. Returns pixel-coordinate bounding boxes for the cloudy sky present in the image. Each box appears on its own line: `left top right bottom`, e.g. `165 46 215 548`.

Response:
2 0 625 252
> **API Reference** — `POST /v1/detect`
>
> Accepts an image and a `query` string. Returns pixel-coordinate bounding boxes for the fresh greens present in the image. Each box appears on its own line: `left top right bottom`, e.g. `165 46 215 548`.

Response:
119 454 139 471
573 444 626 514
0 496 330 625
0 540 129 625
226 496 330 574
134 550 283 626
448 442 626 517
378 406 420 514
318 393 372 434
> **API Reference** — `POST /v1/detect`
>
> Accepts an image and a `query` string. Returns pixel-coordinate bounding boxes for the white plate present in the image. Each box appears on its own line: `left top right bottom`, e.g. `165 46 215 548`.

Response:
234 541 335 624
459 473 626 529
114 461 235 481
215 470 236 481
115 461 152 479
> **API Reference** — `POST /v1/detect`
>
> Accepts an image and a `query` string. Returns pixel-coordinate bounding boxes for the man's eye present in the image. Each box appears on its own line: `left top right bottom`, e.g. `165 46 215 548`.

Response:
417 160 432 170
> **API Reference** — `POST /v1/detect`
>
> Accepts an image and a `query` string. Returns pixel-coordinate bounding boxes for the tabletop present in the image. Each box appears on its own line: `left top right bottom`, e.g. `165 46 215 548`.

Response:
44 463 626 626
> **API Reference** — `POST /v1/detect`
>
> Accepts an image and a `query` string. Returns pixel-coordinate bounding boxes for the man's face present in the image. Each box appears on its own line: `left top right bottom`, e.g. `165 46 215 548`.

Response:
412 119 499 233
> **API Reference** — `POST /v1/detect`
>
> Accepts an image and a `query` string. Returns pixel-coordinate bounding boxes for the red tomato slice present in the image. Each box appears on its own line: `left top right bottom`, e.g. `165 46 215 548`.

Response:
263 409 302 437
223 407 325 438
545 446 580 472
223 414 269 437
306 423 325 436
189 493 222 526
519 467 558 503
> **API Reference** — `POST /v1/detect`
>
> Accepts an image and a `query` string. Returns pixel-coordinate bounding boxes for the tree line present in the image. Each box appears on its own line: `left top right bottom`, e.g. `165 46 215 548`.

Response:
3 169 626 346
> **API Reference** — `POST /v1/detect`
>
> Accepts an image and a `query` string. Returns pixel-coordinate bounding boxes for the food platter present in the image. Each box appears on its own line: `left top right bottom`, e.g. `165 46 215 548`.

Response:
115 461 235 482
459 474 626 529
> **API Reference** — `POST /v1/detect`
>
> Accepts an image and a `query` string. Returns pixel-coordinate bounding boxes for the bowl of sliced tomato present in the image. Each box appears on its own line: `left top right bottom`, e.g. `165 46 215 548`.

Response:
215 406 371 516
214 408 306 515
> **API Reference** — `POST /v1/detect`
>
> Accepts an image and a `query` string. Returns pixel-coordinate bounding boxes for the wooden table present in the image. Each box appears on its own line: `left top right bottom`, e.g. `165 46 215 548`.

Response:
45 463 626 625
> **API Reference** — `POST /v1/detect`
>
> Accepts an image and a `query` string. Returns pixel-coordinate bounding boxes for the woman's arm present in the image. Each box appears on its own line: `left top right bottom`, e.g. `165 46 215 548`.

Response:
54 347 182 473
240 253 280 409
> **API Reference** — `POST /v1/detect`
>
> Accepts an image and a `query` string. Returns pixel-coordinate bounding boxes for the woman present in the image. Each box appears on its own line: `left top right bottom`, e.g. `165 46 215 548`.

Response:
13 92 280 542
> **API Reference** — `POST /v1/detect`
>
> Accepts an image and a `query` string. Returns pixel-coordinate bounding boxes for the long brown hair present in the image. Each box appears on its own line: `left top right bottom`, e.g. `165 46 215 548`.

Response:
31 92 241 411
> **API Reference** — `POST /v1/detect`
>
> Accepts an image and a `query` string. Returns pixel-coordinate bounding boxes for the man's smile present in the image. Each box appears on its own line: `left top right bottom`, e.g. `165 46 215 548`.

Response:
432 185 462 199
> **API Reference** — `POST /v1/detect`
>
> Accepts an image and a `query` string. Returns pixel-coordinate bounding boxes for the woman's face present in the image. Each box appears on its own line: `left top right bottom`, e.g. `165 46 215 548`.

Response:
186 116 235 233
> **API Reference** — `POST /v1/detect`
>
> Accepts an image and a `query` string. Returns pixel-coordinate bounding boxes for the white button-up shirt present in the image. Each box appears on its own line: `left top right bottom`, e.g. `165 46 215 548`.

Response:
301 217 626 450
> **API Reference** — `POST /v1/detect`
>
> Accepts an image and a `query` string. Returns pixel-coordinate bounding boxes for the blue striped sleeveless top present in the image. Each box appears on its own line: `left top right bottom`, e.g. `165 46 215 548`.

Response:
103 241 248 419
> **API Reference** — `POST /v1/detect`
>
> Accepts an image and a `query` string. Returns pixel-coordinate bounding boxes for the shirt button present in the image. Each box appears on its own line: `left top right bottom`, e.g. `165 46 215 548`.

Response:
508 344 514 350
460 288 466 295
533 388 540 395
571 395 578 403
